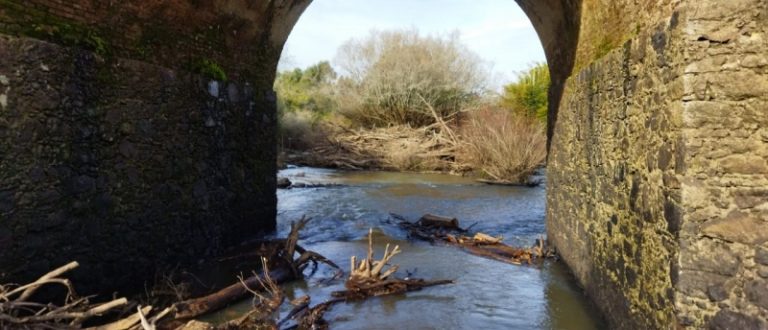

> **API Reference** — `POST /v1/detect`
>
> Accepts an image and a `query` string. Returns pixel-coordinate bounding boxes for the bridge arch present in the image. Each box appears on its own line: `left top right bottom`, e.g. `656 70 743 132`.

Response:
0 1 765 328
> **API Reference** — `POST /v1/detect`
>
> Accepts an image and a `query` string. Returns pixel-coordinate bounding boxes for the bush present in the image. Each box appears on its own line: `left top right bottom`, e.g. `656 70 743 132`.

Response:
335 29 488 128
500 63 549 122
459 106 547 184
277 110 329 151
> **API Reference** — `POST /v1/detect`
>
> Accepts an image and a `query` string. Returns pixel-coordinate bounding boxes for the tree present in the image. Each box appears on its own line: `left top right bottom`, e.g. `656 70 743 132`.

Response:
274 61 338 114
500 63 550 122
334 29 489 127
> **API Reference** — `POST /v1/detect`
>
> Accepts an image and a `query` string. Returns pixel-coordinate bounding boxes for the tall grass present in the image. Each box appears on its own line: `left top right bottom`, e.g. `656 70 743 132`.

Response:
459 107 547 184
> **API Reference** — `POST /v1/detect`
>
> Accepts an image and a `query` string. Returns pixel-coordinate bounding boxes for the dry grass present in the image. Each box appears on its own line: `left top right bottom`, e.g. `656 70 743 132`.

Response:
458 107 547 184
278 110 330 151
298 124 460 172
280 106 546 184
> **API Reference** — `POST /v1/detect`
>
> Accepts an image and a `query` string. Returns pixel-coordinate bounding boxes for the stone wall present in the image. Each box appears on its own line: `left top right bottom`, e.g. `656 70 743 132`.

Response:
547 0 768 328
677 0 768 328
0 0 311 294
547 11 685 329
0 0 309 82
0 34 278 293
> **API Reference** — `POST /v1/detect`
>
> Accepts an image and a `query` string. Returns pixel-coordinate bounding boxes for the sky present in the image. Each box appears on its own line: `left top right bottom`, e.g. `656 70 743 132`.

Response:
278 0 546 88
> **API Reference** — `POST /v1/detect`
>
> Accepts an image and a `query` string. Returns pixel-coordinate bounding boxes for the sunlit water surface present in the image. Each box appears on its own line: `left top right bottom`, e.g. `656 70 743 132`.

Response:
206 167 604 329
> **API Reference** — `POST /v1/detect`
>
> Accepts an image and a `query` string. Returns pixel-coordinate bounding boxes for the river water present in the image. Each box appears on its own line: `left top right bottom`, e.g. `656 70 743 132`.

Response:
208 167 604 329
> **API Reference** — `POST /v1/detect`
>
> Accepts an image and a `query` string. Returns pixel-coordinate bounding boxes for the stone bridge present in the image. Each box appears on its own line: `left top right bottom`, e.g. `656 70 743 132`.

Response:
0 1 766 328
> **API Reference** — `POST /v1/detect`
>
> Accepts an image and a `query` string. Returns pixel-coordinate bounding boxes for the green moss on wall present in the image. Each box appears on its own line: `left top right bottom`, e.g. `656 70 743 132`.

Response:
28 23 109 56
189 58 227 81
0 0 111 56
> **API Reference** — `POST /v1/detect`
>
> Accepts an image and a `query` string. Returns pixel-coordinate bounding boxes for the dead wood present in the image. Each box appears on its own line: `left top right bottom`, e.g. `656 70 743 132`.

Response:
397 214 555 265
275 229 452 329
417 214 462 231
172 267 292 321
0 261 175 330
333 229 452 301
477 178 542 187
171 216 340 322
294 297 344 330
215 259 284 330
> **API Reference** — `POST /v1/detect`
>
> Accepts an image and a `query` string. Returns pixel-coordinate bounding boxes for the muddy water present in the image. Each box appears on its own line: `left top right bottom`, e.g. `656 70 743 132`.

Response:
207 167 604 329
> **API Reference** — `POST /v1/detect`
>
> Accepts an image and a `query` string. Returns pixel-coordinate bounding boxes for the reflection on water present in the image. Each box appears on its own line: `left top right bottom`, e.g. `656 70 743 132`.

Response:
219 167 603 329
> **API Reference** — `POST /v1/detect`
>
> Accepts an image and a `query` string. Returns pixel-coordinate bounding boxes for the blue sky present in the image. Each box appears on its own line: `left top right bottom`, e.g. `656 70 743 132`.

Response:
279 0 546 87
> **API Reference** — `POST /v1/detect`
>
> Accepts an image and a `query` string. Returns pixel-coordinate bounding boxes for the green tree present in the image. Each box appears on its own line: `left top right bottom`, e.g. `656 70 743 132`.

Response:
274 61 338 114
500 63 550 122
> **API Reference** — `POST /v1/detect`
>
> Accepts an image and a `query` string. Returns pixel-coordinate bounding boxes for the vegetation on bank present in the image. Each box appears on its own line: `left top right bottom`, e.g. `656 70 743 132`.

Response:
276 29 550 184
500 63 549 122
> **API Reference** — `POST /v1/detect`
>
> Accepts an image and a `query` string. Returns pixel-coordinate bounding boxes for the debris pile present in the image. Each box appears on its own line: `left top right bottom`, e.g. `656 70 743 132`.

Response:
396 213 555 265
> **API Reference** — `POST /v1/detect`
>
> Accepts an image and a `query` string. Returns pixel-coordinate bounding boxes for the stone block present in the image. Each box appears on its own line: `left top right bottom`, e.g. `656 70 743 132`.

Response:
744 279 768 309
709 309 767 330
677 269 729 299
718 155 768 175
756 247 768 265
681 239 741 276
702 211 768 245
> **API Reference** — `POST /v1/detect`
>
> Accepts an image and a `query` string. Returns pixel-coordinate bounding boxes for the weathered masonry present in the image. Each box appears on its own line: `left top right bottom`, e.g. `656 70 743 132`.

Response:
0 1 766 328
0 1 308 293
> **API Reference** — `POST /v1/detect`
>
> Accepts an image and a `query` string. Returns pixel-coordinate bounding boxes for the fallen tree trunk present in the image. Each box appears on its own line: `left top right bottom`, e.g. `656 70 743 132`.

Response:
171 216 340 322
173 267 293 320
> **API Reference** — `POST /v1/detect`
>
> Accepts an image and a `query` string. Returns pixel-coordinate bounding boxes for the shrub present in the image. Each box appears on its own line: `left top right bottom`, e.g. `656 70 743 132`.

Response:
500 63 549 122
459 106 547 184
335 29 488 128
277 110 329 151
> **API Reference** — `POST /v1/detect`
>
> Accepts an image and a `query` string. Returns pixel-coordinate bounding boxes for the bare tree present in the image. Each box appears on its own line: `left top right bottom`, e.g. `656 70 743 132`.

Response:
334 29 489 127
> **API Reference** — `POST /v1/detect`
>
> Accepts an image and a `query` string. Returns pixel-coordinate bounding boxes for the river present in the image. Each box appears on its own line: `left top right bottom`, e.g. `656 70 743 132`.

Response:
206 167 605 329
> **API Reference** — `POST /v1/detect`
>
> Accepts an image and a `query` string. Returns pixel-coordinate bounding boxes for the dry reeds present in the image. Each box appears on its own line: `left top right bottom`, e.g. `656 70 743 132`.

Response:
458 107 547 184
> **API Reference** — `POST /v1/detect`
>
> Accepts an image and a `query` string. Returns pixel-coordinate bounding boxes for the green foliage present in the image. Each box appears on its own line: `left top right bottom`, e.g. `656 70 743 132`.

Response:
274 61 338 114
190 58 227 81
500 63 550 122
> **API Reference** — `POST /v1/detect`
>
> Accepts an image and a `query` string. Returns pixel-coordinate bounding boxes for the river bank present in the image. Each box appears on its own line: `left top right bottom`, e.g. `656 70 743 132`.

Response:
278 107 548 185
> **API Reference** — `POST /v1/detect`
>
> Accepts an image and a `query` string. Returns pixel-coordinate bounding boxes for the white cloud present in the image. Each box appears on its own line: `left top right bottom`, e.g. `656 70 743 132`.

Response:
279 0 546 85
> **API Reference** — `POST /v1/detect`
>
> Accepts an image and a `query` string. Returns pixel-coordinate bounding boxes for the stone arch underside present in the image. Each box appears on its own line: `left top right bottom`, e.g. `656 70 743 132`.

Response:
0 1 766 328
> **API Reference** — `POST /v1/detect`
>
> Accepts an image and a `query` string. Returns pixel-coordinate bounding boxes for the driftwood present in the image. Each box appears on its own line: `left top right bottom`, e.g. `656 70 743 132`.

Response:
173 267 292 321
417 214 462 230
174 228 451 330
172 260 285 330
397 214 555 265
221 259 284 329
477 178 542 187
0 261 175 330
276 229 452 329
171 216 340 322
332 229 453 300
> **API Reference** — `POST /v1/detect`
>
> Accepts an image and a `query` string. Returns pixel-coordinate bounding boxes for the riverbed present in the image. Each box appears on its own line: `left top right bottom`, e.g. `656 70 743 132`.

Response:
207 167 604 329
